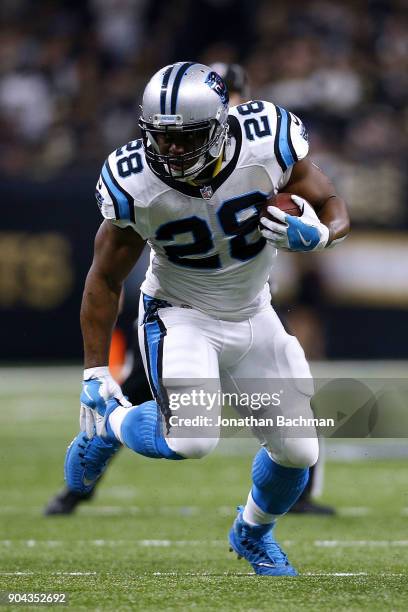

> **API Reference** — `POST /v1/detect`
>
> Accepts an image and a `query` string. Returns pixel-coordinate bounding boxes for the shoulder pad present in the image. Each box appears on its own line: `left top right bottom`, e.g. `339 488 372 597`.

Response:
229 101 309 171
273 105 309 171
96 139 147 220
95 139 152 238
99 140 146 223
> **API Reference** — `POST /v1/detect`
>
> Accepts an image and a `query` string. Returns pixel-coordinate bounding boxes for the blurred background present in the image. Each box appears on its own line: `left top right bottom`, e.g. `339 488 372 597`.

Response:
0 0 407 362
1 4 408 590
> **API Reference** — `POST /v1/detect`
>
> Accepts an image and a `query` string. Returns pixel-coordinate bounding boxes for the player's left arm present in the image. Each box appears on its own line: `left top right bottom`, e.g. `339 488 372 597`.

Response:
259 103 350 252
261 158 350 252
284 157 350 247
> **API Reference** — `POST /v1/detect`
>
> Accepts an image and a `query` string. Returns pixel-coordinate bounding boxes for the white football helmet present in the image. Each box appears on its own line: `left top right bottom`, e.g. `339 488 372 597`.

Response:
139 62 229 180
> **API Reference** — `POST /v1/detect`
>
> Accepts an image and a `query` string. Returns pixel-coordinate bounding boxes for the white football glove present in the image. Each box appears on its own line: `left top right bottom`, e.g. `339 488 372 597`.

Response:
80 366 131 439
260 195 330 252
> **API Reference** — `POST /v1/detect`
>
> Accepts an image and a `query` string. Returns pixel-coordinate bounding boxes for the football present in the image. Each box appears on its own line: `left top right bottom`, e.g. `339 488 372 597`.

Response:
262 192 303 224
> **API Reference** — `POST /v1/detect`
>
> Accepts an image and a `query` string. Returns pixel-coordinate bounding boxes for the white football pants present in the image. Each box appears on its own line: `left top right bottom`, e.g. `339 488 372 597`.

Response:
139 294 318 468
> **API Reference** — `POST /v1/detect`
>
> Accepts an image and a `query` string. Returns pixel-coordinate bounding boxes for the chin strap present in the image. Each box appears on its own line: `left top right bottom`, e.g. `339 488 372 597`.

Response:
212 148 224 177
186 144 225 186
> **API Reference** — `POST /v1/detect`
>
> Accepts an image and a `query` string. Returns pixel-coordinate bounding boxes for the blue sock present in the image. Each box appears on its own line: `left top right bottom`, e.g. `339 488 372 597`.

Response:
120 400 184 460
251 448 309 515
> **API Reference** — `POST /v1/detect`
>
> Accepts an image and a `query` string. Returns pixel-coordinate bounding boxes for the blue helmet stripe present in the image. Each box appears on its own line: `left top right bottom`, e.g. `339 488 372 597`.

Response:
102 161 134 221
160 65 174 114
277 106 296 170
170 62 195 114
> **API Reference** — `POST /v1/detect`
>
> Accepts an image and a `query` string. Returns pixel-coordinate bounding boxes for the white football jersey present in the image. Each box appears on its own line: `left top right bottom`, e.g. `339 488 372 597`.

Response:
95 101 309 321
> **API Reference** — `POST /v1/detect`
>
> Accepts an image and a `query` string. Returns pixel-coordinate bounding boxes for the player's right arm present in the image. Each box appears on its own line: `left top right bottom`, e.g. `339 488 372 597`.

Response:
79 142 150 437
79 219 145 438
81 219 145 368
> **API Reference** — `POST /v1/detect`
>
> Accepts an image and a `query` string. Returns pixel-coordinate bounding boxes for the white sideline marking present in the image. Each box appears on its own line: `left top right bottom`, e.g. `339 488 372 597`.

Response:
315 540 408 547
307 572 368 576
0 572 34 576
53 572 97 576
152 571 404 577
0 572 96 576
338 507 371 517
2 539 408 548
0 539 224 547
1 571 404 578
152 571 369 577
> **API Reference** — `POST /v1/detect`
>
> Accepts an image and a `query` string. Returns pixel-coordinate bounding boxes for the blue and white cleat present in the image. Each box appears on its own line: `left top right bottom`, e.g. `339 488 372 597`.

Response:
64 432 120 495
229 506 298 576
64 399 122 495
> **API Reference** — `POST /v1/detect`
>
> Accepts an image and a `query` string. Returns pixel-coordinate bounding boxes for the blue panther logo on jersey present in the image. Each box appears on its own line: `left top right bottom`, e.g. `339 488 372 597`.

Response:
205 71 229 107
95 189 104 210
300 124 309 142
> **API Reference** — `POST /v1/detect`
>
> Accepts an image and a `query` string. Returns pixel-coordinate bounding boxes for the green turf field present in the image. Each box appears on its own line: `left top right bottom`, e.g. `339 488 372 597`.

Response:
1 367 408 611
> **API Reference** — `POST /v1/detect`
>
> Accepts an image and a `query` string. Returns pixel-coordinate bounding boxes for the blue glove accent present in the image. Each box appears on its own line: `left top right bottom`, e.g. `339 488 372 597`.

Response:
252 448 309 515
285 215 321 251
80 379 108 416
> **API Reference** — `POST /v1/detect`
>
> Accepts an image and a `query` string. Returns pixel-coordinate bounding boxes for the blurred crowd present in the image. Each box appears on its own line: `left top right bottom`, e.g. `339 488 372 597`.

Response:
0 0 407 225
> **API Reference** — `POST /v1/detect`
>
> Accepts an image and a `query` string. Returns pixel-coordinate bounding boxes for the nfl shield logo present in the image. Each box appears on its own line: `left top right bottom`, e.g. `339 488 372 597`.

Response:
200 185 213 200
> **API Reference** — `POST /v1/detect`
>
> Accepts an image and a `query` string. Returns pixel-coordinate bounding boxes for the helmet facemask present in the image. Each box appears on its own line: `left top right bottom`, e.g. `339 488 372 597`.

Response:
139 116 228 180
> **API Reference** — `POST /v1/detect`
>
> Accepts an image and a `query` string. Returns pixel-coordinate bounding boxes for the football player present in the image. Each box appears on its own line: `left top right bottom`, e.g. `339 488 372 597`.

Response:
62 62 349 575
45 62 335 519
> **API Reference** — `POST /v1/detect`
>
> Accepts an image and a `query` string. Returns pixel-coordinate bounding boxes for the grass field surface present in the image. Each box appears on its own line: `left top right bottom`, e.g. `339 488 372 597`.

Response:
1 367 408 610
